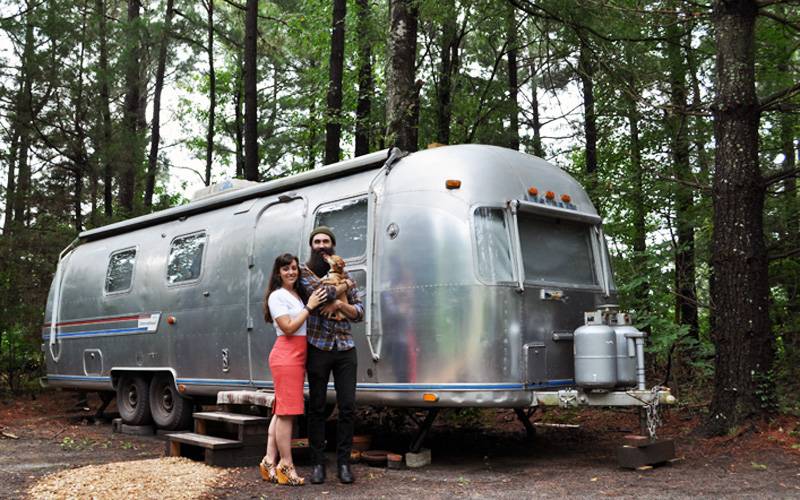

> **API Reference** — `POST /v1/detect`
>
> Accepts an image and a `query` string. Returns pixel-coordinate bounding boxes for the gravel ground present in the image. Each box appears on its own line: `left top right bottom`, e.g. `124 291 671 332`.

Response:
2 391 800 499
28 457 225 500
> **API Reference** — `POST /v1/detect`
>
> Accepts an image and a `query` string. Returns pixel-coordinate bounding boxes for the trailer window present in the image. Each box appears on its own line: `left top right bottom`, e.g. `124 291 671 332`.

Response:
473 207 514 282
167 231 207 284
314 197 367 260
518 213 597 286
105 248 136 293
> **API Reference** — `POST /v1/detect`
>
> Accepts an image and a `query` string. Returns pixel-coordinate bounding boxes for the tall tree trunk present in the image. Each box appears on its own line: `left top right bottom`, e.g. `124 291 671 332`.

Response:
73 3 90 233
324 0 346 164
234 52 244 177
435 0 457 145
578 38 598 181
12 15 34 228
666 21 699 339
687 35 710 182
13 129 31 227
3 132 18 235
354 0 372 156
530 72 543 157
89 161 98 227
74 168 83 232
243 0 259 180
705 0 772 436
506 4 519 150
97 0 114 217
119 0 142 214
386 0 419 152
205 0 216 185
623 44 648 316
145 0 175 207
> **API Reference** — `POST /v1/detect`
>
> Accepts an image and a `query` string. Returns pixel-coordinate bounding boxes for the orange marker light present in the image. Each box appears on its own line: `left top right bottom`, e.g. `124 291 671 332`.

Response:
561 194 571 203
445 179 462 189
528 186 539 196
422 393 439 402
545 191 555 200
167 316 177 325
178 384 186 393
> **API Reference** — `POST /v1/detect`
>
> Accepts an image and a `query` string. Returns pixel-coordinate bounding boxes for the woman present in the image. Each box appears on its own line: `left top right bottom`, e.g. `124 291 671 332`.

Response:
260 253 326 486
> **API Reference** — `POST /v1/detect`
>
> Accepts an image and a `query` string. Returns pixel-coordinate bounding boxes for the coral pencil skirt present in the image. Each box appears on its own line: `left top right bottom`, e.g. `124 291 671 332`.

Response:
268 335 308 416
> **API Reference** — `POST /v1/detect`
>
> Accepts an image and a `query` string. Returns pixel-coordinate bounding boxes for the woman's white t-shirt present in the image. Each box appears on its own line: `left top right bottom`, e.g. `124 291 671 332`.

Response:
267 288 307 337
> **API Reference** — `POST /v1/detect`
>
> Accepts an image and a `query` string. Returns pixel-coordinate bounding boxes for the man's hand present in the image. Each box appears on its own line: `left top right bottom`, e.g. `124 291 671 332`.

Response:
320 301 339 318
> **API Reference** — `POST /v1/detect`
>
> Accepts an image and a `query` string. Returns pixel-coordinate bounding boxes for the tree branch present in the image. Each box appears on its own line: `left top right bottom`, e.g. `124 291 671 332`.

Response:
656 173 712 192
759 9 800 32
763 166 799 186
507 0 673 43
768 247 800 262
760 81 800 111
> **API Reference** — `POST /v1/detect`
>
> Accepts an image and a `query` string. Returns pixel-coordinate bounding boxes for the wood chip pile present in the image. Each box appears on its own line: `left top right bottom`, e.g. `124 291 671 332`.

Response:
28 457 226 500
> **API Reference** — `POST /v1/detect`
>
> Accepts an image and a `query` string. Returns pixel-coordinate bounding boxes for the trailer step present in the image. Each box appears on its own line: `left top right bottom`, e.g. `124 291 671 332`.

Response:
193 411 268 425
216 390 275 407
166 431 264 467
166 432 241 450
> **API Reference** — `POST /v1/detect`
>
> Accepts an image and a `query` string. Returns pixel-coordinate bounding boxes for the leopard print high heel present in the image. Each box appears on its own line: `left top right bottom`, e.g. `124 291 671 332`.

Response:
259 457 278 483
275 462 305 486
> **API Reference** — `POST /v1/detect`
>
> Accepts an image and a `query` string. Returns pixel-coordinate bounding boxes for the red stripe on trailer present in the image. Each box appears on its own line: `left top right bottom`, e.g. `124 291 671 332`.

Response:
43 314 142 328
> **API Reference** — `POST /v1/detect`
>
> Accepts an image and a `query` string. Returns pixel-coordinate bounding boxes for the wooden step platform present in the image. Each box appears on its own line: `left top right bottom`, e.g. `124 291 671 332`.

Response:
193 411 268 424
165 391 274 467
168 432 241 450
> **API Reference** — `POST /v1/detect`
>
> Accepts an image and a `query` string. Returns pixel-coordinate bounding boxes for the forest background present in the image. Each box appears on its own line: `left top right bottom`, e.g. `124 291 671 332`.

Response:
0 0 797 436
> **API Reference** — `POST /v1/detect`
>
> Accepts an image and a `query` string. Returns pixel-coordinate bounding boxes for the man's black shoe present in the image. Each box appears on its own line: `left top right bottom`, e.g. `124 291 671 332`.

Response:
311 464 326 484
337 463 354 484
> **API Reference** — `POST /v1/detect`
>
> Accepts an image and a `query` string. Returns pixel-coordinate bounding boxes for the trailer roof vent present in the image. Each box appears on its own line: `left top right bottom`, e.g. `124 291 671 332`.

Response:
192 179 260 202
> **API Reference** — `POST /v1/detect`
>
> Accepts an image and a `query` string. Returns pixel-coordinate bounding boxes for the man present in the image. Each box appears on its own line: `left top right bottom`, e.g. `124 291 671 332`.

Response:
300 226 363 484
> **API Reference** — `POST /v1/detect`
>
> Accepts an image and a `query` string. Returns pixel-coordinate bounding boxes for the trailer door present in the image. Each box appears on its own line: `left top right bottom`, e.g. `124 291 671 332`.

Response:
249 197 307 385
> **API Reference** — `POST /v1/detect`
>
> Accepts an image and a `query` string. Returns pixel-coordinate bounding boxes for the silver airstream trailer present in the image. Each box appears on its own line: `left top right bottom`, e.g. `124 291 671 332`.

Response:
43 145 672 430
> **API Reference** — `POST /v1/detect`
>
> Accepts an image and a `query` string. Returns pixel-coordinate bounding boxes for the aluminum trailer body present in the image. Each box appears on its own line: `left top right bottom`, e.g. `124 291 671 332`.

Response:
44 145 670 428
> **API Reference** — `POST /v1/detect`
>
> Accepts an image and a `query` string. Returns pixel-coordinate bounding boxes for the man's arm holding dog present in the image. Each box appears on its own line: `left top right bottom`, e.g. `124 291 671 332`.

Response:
324 272 363 321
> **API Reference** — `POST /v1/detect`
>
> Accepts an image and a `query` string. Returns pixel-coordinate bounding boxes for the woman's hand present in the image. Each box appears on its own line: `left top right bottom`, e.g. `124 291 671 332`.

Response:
306 288 327 310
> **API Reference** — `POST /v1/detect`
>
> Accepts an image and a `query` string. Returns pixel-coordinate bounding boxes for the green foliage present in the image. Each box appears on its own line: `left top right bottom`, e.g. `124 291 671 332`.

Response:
60 436 95 451
0 324 42 394
753 369 780 413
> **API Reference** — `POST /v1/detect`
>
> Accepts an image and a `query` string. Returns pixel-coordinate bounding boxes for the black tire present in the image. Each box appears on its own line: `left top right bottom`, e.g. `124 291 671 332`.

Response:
149 373 194 430
116 374 152 425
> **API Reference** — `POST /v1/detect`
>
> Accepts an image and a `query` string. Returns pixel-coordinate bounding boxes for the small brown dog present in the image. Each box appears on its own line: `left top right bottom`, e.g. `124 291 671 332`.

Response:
320 254 350 321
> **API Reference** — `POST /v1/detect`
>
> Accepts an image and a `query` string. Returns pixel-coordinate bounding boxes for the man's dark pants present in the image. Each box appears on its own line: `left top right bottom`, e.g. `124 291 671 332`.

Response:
306 344 357 466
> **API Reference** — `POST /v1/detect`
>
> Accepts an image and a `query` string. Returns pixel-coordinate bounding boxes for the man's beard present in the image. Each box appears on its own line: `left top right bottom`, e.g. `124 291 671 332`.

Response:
308 247 333 278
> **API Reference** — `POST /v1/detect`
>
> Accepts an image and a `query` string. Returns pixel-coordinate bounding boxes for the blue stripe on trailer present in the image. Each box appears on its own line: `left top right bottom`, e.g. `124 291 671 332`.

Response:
43 326 150 340
47 374 112 382
179 379 574 391
176 378 253 386
49 374 576 391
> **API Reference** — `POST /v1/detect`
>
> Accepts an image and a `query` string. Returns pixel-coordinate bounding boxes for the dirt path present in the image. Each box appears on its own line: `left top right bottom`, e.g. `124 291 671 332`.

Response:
2 391 799 499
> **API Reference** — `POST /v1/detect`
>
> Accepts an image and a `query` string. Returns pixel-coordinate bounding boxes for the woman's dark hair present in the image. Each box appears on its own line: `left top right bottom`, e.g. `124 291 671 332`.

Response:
264 253 306 322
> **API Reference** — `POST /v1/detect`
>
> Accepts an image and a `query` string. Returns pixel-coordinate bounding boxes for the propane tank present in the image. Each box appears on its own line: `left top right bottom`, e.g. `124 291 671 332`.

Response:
574 324 617 389
612 325 638 388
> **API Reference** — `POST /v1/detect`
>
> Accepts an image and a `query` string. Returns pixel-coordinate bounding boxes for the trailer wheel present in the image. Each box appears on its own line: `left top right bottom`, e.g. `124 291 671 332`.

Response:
116 374 152 425
149 373 193 430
